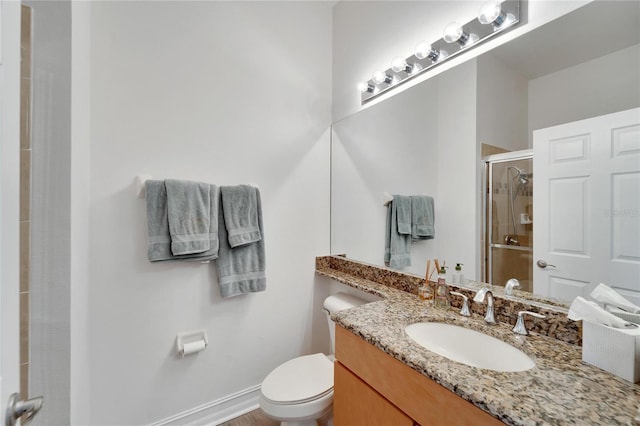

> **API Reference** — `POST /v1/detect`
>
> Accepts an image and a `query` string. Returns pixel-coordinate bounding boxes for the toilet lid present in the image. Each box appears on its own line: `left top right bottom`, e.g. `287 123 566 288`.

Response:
261 353 334 404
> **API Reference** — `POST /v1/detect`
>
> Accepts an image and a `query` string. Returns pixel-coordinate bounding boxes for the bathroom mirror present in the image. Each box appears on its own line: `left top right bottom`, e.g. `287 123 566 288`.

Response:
330 1 640 304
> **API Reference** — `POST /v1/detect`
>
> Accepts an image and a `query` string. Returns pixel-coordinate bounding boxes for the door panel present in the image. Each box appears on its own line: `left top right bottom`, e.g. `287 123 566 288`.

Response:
548 176 589 255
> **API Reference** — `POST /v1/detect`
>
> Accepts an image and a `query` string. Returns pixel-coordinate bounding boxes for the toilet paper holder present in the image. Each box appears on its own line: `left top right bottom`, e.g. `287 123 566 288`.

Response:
176 329 208 357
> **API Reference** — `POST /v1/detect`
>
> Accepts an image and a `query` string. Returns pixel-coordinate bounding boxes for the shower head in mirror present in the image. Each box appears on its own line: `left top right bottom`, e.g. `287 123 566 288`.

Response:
507 166 530 185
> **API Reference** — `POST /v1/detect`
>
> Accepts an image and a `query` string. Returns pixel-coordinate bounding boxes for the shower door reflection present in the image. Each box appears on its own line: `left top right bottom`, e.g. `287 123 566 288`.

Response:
485 153 533 291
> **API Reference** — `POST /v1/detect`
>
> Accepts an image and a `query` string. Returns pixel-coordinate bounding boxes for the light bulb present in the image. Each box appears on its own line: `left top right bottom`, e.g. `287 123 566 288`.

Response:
478 1 502 25
414 41 431 60
357 81 374 93
372 70 391 85
503 13 517 27
478 1 506 27
391 57 408 73
443 22 464 43
415 41 440 62
443 21 470 46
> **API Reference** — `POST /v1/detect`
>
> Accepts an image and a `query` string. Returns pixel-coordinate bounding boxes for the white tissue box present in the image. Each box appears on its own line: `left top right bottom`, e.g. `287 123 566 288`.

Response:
582 321 640 383
607 307 640 325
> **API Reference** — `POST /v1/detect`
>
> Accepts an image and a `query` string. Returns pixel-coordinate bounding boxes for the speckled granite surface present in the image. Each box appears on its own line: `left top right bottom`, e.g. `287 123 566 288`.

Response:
316 255 640 426
317 255 581 345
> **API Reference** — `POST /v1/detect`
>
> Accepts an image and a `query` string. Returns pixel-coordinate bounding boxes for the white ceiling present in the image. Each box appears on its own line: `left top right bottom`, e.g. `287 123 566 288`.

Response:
488 0 640 80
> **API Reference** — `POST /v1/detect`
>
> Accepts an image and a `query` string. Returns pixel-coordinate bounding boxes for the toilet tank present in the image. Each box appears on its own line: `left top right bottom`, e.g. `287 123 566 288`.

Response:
323 292 369 355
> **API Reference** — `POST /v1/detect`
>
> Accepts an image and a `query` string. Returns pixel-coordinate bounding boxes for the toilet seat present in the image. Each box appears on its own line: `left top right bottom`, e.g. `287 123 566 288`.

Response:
261 353 334 404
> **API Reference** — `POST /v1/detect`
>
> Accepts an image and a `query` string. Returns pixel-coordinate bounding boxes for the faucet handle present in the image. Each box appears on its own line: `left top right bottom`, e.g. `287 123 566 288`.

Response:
512 311 546 335
450 292 471 317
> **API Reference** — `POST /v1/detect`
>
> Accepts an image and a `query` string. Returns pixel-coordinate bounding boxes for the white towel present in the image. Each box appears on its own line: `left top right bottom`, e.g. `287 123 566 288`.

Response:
568 296 633 328
590 283 640 313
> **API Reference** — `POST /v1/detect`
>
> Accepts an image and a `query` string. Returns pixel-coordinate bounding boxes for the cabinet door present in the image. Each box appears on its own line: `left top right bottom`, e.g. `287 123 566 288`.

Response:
334 361 415 426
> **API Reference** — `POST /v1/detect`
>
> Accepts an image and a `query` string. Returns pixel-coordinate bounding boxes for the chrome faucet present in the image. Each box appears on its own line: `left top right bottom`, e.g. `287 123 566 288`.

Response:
449 291 471 317
473 288 496 324
512 311 546 335
504 278 521 296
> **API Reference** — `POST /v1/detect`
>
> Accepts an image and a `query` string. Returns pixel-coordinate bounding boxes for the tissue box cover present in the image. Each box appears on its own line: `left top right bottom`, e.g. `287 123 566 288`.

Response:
582 321 640 383
609 308 640 325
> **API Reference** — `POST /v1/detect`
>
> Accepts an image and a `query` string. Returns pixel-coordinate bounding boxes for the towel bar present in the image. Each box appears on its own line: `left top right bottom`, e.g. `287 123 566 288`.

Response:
135 175 152 199
135 175 260 199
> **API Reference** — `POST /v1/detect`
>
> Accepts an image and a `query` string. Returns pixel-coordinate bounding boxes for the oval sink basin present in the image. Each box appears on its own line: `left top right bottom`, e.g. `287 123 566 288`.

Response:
405 322 535 372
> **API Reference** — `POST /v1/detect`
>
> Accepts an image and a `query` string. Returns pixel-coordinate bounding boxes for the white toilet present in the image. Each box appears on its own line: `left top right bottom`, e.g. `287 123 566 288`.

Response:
259 292 368 426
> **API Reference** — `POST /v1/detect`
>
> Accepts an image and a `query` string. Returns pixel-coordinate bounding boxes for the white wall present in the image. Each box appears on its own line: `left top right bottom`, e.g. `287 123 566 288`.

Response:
528 43 640 146
436 60 479 281
477 53 529 152
83 2 331 424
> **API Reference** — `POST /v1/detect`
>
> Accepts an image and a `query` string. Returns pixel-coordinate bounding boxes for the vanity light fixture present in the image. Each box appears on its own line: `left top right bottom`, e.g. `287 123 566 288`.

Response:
359 0 521 104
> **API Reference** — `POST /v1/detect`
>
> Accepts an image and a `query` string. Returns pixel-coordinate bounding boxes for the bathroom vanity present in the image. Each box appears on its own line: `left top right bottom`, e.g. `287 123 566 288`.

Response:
334 326 502 425
317 256 640 425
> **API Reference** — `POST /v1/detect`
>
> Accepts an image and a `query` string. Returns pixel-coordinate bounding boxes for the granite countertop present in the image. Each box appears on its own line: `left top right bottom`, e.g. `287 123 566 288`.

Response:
316 261 640 426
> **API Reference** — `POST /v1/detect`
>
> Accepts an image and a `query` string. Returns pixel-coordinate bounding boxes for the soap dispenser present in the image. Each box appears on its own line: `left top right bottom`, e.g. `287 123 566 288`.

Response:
452 263 464 285
434 266 450 309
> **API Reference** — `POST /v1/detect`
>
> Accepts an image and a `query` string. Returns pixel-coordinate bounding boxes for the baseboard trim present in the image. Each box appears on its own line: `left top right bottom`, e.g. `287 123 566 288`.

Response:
148 384 262 426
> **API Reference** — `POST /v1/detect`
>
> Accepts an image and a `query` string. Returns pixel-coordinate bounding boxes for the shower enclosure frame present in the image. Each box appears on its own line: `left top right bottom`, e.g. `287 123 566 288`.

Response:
482 149 533 285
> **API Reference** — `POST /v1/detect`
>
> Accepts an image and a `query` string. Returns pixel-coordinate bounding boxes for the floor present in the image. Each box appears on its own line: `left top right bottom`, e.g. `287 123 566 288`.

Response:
219 409 279 426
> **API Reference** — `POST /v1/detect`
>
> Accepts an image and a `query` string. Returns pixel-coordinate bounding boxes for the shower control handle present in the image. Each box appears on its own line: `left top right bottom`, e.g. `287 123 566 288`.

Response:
536 260 556 269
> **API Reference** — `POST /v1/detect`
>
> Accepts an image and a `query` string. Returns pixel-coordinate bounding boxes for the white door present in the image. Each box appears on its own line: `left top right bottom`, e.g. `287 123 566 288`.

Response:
533 108 640 304
1 0 22 420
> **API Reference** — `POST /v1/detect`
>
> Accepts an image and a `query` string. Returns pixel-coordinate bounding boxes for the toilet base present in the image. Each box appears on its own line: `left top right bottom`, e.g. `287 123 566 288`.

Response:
279 408 332 426
260 400 332 426
281 421 317 426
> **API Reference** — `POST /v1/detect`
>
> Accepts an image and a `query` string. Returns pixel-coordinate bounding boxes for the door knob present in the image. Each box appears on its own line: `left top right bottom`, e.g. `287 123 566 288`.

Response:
536 260 556 269
5 393 43 426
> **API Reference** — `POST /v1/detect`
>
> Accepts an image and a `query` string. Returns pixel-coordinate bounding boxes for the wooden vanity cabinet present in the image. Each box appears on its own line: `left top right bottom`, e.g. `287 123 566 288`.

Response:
334 362 415 426
334 325 503 426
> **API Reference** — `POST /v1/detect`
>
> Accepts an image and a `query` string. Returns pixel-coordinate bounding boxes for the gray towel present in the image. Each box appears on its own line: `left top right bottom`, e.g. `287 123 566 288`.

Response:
410 195 435 239
384 196 411 269
217 186 266 297
165 179 211 255
394 195 412 235
146 180 173 262
220 185 262 247
145 180 219 262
